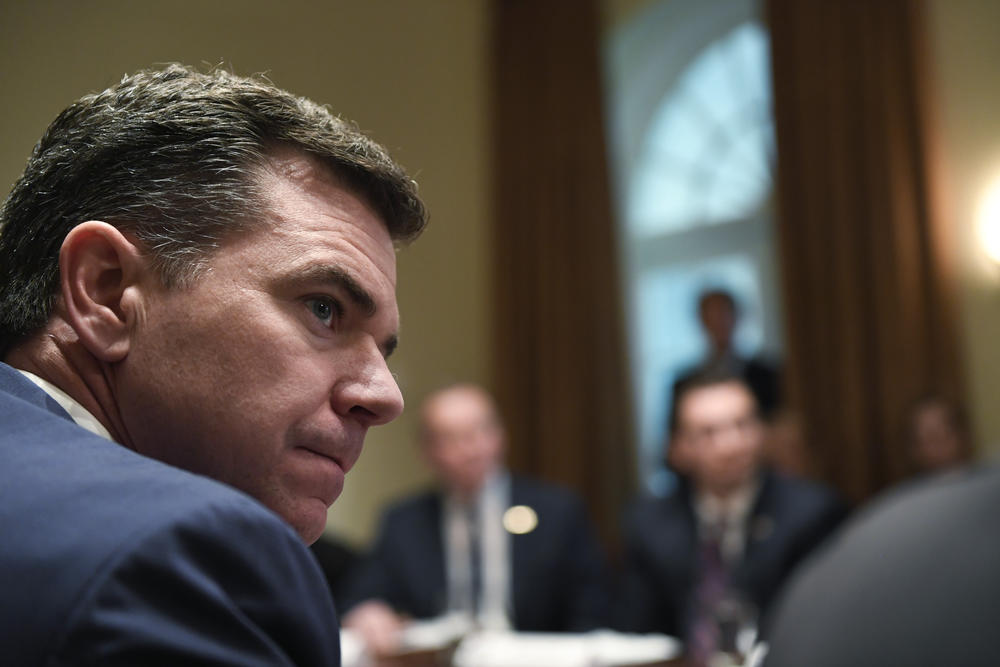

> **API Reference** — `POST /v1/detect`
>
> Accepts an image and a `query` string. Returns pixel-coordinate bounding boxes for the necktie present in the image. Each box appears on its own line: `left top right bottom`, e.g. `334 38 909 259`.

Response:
687 526 729 666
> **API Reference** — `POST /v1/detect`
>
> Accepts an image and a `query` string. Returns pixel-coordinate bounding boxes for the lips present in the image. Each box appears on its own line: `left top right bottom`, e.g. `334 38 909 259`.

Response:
294 446 348 506
301 445 347 472
297 428 365 474
287 423 366 506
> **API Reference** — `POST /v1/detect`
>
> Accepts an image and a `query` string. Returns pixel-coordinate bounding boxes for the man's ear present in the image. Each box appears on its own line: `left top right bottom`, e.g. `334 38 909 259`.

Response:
59 221 148 363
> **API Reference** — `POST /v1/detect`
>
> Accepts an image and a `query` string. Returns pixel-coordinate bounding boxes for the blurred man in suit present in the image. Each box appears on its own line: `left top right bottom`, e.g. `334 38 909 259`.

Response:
764 466 1000 666
342 383 609 654
0 64 426 665
619 371 844 664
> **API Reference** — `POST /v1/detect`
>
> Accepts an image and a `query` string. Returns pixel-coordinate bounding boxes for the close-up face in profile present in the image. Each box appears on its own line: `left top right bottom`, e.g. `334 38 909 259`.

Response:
112 148 405 543
421 386 505 498
675 381 763 496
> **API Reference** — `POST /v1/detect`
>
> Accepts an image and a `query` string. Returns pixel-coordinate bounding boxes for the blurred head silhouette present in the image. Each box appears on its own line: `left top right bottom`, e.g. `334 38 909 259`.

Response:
905 394 972 476
670 372 763 498
697 289 738 356
420 384 505 500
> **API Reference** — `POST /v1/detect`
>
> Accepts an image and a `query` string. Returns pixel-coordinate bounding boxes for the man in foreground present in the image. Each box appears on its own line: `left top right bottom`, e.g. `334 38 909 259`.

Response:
341 383 609 654
0 64 426 664
619 372 844 664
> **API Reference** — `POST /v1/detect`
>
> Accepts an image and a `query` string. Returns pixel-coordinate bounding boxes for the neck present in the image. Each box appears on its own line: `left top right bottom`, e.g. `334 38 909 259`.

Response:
708 344 732 360
5 318 133 448
450 483 484 505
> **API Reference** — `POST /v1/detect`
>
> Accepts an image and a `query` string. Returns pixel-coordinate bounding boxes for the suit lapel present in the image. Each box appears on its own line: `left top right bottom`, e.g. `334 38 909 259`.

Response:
731 472 776 589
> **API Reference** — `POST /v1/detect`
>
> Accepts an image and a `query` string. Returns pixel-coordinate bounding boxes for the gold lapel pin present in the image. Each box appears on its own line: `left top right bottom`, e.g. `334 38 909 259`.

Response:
503 505 538 535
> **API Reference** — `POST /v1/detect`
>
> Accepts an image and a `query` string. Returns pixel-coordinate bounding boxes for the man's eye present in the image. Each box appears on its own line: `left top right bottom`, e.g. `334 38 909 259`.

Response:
306 297 340 327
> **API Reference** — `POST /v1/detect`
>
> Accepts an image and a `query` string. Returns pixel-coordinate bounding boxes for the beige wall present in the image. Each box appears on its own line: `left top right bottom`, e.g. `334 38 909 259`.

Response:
926 0 1000 455
0 0 493 545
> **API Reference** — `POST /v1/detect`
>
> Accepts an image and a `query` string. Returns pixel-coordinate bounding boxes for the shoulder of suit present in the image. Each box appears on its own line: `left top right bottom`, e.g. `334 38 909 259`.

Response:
509 474 583 508
0 398 324 664
624 485 690 525
756 470 846 523
845 464 1000 538
381 487 441 521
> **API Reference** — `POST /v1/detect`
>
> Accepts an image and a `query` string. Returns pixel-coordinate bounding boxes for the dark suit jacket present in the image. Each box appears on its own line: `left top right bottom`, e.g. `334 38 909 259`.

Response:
765 465 1000 667
310 535 361 604
0 363 340 666
340 476 609 632
617 470 845 638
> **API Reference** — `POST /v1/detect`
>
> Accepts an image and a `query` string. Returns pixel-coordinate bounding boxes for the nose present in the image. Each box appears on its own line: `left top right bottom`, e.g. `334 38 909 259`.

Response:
332 351 405 428
711 421 750 454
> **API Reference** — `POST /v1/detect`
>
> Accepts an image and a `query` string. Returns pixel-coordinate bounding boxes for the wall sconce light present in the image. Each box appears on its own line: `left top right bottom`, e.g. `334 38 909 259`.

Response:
978 175 1000 265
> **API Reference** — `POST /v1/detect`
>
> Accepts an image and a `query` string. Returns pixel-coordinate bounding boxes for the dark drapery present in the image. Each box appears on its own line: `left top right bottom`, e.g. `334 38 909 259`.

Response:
766 0 965 502
490 0 635 547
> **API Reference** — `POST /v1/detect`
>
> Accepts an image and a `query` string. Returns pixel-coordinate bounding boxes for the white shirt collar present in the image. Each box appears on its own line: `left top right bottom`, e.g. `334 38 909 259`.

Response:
694 476 761 563
695 478 758 528
442 469 512 630
16 369 115 442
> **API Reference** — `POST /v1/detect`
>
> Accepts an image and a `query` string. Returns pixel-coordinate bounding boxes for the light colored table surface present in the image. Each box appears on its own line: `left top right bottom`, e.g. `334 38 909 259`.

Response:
342 623 685 667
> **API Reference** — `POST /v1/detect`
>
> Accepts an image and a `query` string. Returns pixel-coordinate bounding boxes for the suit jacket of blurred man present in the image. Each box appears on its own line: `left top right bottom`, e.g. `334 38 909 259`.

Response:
617 469 845 638
764 465 1000 667
0 363 340 666
341 475 609 632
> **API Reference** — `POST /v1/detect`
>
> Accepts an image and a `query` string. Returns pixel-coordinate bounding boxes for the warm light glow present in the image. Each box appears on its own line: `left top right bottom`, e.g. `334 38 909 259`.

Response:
979 177 1000 264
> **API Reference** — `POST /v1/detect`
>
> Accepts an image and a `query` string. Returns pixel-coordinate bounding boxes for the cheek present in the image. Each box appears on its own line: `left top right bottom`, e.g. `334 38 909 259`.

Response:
124 306 329 453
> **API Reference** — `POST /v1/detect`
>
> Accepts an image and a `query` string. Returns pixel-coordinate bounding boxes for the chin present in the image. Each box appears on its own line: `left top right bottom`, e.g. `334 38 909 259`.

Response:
295 519 327 545
286 501 331 545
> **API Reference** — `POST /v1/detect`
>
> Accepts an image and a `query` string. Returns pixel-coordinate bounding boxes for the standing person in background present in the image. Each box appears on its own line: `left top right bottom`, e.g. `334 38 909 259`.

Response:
619 372 844 665
673 289 782 420
903 393 974 477
342 383 609 655
0 64 426 665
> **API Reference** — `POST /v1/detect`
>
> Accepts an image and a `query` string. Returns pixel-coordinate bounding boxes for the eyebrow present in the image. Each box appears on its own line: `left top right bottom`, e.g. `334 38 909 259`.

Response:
290 265 399 358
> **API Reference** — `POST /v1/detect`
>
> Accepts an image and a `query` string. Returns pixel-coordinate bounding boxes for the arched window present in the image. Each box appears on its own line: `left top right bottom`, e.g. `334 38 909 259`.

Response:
605 0 782 494
629 23 773 235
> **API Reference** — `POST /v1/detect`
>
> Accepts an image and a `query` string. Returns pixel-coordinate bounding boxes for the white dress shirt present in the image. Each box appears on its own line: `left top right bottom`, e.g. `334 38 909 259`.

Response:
442 470 513 631
694 477 760 565
16 369 114 442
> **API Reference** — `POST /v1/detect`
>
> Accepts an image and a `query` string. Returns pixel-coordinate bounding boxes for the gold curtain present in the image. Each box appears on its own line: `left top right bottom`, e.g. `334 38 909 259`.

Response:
766 0 965 503
490 0 635 547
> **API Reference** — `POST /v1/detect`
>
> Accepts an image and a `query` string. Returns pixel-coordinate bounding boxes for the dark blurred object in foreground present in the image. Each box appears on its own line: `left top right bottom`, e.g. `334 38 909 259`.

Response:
765 465 1000 666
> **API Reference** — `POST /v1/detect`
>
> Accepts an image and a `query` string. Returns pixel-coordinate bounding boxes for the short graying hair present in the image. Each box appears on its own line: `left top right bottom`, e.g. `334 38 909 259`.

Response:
0 64 427 355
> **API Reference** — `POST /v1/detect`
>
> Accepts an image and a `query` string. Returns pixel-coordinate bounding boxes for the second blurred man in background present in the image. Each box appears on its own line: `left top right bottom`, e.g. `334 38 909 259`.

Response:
342 383 609 654
619 372 844 664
